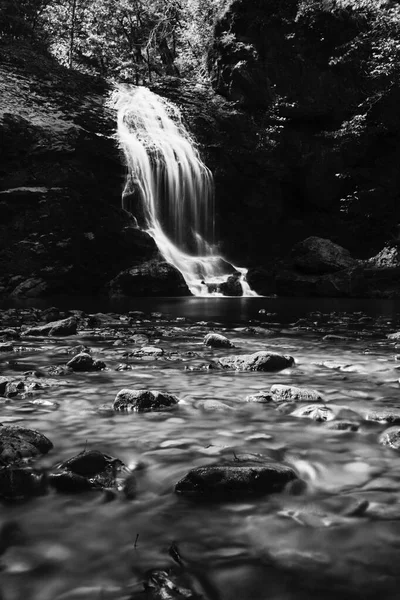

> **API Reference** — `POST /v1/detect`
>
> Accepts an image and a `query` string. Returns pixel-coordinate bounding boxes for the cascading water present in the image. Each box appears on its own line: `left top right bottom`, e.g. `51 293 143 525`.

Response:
111 85 257 296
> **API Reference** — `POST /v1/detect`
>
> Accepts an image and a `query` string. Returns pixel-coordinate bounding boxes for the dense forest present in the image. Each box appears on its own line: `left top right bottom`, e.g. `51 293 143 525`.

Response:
0 0 227 80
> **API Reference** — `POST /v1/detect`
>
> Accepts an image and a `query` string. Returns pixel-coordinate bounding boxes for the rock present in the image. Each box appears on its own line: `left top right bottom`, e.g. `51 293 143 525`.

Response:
387 332 400 341
0 425 53 466
9 278 49 298
218 351 294 372
379 427 400 449
196 400 233 412
66 352 106 371
270 384 323 403
23 316 78 337
219 273 243 296
130 346 164 357
0 467 47 500
50 450 127 493
290 404 335 422
203 333 234 348
292 237 356 274
325 420 360 431
366 410 400 425
245 391 274 403
108 260 191 296
113 389 179 412
175 463 298 499
0 376 11 396
246 266 276 296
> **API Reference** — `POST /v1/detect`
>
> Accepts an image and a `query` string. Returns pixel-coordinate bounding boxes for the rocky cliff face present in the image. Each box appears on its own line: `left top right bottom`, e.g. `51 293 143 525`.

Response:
204 0 400 264
0 42 159 298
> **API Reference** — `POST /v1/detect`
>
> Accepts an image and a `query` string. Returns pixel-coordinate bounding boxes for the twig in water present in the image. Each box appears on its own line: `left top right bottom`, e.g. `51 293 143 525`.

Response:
134 533 139 548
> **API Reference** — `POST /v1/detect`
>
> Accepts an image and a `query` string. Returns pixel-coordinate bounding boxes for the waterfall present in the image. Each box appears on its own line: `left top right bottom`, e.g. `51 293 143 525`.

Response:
111 85 257 297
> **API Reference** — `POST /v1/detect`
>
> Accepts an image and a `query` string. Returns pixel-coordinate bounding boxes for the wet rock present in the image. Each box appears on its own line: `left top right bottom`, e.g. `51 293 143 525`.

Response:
219 273 243 296
270 384 323 403
387 331 400 341
46 365 72 376
66 352 106 371
379 427 400 449
130 346 164 357
196 400 234 412
0 342 13 352
203 333 234 348
109 260 191 297
245 391 274 403
0 467 47 500
325 420 360 431
0 425 53 466
113 389 179 412
218 351 294 372
366 409 400 425
292 237 356 274
50 449 127 493
23 316 78 337
291 404 335 422
0 376 10 396
0 328 20 339
48 471 101 493
142 568 198 600
175 462 298 499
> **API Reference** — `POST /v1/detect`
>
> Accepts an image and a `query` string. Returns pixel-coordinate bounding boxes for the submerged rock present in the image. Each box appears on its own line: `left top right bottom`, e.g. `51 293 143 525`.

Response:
66 352 106 371
325 420 360 432
270 384 323 403
203 333 234 348
23 316 78 337
291 404 335 422
218 351 294 371
0 425 53 466
366 410 400 424
113 389 179 412
175 462 298 499
379 427 400 449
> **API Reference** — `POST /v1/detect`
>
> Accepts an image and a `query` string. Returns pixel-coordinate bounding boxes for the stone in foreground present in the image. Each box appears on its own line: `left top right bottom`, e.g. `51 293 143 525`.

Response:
291 404 335 422
175 463 298 499
379 427 400 449
366 410 400 425
270 384 323 403
218 351 294 372
0 424 53 466
113 389 179 412
66 352 106 371
203 333 234 348
23 316 78 337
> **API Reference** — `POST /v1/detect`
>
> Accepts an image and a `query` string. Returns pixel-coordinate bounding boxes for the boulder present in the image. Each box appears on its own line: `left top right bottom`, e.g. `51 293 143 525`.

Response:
9 277 49 298
219 273 243 296
66 352 106 371
113 389 179 412
379 427 400 449
203 333 234 348
366 410 400 425
108 260 191 297
291 404 335 422
175 463 298 499
23 316 78 337
0 425 53 466
218 351 294 372
270 384 323 403
292 237 356 274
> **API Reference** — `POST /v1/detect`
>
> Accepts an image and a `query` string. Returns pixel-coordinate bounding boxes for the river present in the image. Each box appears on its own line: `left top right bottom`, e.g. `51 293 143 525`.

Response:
2 296 400 600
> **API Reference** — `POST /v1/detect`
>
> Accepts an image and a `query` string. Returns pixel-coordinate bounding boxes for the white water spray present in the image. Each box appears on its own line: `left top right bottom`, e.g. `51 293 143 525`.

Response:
111 85 257 296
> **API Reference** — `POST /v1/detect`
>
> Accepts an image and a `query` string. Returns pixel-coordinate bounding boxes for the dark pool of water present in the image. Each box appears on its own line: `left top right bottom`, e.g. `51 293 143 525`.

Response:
2 297 400 600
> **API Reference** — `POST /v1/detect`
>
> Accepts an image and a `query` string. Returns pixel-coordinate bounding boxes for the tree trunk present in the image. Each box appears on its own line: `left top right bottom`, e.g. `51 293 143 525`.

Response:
69 0 77 69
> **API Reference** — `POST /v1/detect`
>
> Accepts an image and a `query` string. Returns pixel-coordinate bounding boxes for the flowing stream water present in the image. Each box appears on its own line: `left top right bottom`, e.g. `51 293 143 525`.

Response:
111 86 256 297
2 297 400 599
